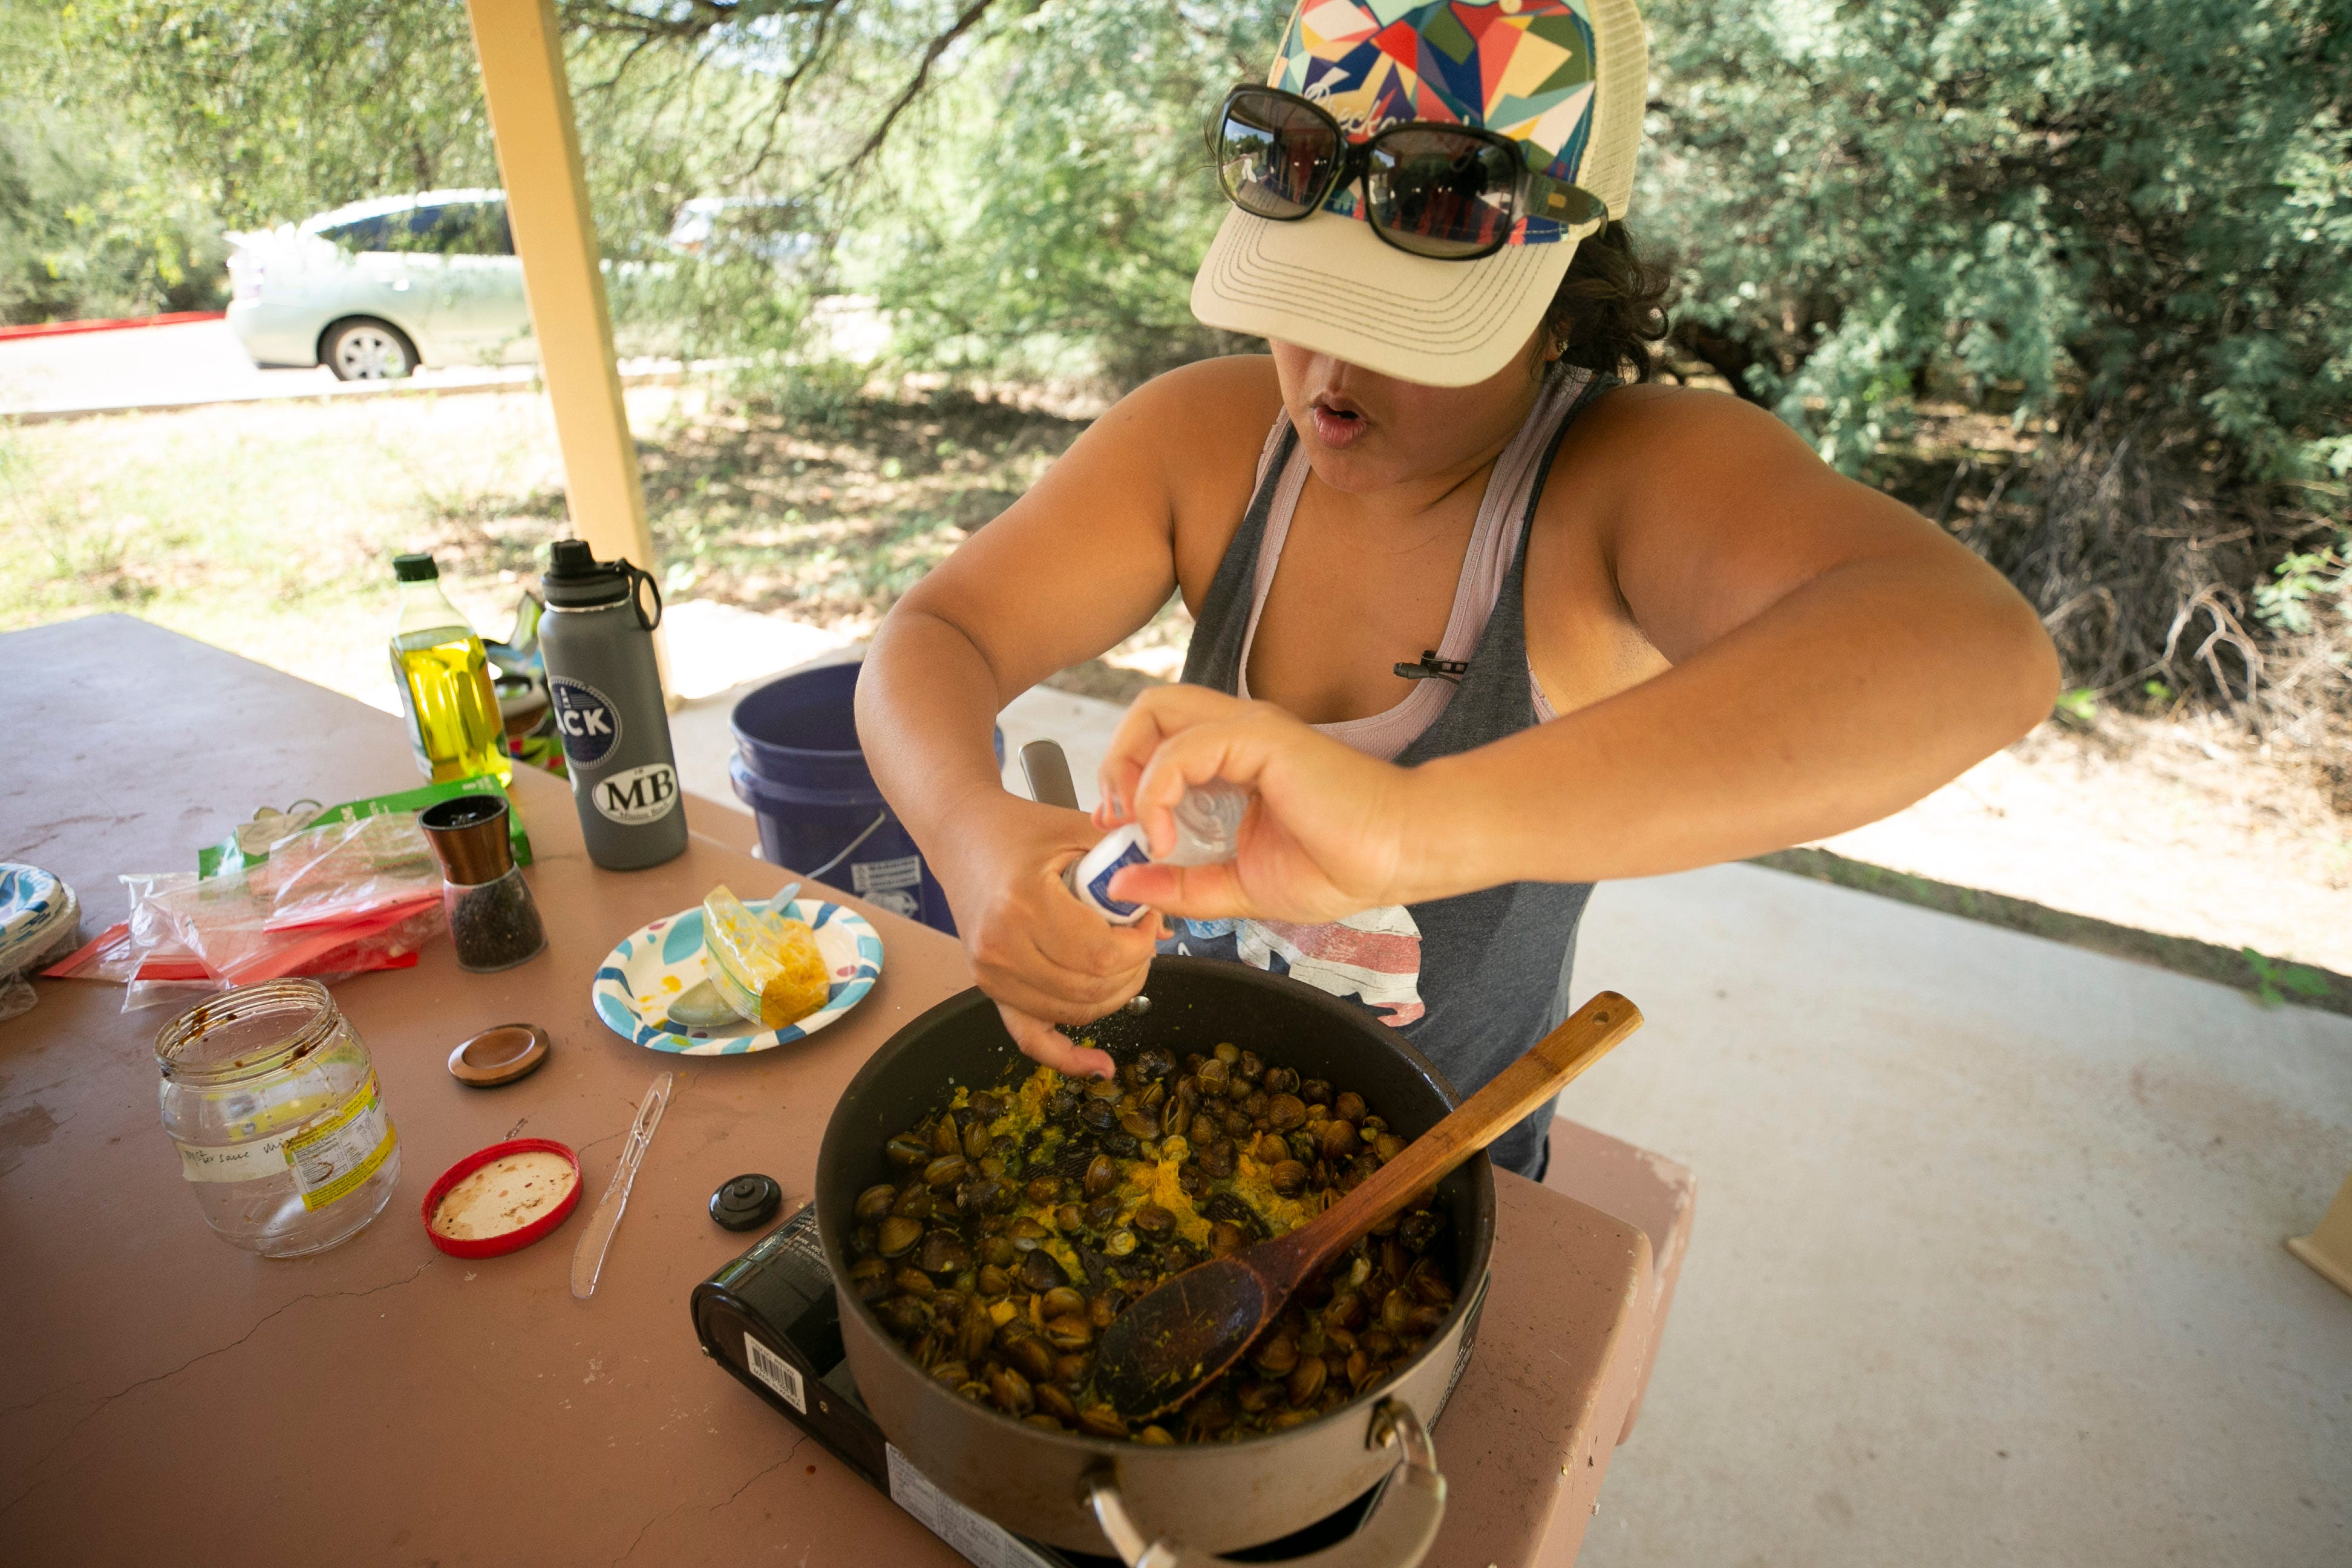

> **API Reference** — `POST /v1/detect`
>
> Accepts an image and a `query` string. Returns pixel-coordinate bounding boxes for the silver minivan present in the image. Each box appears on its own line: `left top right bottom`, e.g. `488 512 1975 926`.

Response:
226 190 532 379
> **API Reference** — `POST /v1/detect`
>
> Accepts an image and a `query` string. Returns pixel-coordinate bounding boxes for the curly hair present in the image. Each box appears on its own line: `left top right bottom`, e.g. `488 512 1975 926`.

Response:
1540 220 1672 382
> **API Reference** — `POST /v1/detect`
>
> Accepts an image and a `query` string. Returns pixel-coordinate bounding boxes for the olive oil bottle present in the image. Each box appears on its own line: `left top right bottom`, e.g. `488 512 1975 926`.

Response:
388 553 511 785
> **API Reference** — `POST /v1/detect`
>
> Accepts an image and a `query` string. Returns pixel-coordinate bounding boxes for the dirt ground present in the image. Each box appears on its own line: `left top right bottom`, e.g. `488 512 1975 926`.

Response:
5 380 2344 979
1815 710 2351 975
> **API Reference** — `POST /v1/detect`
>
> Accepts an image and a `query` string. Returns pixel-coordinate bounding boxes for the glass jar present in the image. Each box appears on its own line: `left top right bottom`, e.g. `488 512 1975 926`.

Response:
155 979 401 1257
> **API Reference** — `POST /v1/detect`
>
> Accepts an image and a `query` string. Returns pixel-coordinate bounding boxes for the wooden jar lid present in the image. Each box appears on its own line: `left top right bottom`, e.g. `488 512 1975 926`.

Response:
447 1023 551 1087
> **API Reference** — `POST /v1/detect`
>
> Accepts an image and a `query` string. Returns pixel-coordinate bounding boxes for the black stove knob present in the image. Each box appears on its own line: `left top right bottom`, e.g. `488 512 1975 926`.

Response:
710 1173 783 1230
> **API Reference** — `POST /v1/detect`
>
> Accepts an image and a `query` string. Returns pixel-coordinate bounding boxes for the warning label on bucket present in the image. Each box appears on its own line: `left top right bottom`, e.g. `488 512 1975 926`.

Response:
851 855 923 920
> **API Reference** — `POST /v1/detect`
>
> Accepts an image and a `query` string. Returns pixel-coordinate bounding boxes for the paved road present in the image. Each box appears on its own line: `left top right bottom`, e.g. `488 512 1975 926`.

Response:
0 319 538 417
0 302 883 419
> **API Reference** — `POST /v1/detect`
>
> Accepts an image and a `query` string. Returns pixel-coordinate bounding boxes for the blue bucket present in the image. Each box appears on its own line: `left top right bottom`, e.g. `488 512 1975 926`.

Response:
728 661 996 936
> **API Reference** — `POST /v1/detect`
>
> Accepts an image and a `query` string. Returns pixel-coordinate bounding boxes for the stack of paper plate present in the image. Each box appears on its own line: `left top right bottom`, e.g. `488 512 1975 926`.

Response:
0 864 80 978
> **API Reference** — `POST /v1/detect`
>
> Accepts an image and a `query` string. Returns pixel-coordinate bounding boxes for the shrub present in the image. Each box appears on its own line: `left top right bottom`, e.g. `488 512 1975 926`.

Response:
0 97 227 323
1638 0 2350 713
1641 0 2350 485
855 1 1287 388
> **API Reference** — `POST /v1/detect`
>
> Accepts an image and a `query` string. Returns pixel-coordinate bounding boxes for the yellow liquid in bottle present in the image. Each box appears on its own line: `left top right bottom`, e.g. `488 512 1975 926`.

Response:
391 629 512 785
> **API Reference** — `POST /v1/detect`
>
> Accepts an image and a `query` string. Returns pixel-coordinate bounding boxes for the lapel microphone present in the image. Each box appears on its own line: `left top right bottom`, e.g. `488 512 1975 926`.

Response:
1393 650 1470 685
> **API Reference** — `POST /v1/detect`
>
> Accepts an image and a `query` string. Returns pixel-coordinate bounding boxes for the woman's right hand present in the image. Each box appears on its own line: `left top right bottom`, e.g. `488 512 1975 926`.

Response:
935 793 1161 1080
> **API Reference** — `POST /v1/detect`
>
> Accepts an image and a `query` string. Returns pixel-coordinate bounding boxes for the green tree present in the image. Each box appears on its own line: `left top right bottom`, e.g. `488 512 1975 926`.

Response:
0 2 229 322
857 0 1285 384
1643 0 2350 485
60 1 501 229
1637 0 2350 708
45 0 1014 360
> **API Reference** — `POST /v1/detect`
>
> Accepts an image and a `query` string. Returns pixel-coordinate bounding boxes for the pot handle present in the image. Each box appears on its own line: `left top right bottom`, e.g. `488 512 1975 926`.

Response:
1083 1399 1445 1568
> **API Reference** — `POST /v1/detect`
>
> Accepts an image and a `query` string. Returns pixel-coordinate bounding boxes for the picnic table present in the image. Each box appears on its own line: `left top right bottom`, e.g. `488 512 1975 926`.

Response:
0 613 1689 1566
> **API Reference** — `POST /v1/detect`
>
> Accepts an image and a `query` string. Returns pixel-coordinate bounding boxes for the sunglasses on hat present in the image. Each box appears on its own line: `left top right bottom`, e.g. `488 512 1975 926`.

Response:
1210 84 1608 263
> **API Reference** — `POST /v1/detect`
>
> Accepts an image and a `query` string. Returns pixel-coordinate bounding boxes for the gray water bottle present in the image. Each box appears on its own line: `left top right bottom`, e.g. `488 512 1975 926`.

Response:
537 540 688 871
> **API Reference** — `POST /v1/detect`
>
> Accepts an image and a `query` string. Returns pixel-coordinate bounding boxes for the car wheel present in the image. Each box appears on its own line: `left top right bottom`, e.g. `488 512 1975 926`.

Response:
323 318 418 381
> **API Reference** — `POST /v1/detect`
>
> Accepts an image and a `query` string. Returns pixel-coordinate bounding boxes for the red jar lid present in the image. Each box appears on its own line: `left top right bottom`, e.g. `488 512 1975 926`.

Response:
421 1137 581 1259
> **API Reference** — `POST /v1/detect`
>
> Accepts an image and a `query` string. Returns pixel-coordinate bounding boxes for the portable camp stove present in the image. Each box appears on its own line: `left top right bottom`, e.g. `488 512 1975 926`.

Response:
690 1206 1386 1567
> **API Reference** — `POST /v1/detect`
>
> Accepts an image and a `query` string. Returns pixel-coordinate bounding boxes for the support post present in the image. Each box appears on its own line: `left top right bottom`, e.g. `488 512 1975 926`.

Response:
462 0 668 692
2289 1173 2352 1298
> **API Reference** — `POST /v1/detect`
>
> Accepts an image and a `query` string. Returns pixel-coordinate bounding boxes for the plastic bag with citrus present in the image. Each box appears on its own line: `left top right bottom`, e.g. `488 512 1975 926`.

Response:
701 885 830 1028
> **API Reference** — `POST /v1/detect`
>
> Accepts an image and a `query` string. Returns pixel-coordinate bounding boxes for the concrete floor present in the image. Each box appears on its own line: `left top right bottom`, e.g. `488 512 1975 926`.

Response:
660 607 2352 1565
1567 865 2352 1567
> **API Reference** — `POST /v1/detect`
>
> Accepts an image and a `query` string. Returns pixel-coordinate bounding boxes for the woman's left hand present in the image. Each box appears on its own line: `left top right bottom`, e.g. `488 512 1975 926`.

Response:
1095 685 1426 923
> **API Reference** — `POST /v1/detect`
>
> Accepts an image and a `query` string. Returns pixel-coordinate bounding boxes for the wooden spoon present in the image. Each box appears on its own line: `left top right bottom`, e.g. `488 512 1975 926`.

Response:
1093 990 1645 1421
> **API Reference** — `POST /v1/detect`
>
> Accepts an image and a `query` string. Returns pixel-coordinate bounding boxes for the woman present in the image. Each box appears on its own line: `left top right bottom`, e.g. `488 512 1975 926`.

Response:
857 0 2057 1178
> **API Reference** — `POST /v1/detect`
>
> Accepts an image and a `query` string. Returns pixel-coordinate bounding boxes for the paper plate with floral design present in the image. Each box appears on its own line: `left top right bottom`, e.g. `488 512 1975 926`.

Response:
590 895 882 1056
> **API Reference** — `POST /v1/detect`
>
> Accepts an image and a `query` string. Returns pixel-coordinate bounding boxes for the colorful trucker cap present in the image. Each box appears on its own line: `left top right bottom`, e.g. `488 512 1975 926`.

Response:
1192 0 1647 387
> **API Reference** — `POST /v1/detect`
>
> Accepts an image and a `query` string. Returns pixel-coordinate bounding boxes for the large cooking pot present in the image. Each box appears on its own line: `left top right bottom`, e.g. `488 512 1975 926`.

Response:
816 956 1497 1565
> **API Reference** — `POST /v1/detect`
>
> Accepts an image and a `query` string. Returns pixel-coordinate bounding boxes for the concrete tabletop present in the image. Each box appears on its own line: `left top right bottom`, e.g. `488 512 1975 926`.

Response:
0 614 1653 1567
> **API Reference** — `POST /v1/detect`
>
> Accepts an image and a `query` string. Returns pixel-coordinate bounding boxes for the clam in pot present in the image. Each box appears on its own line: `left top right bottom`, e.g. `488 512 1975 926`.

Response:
815 957 1495 1565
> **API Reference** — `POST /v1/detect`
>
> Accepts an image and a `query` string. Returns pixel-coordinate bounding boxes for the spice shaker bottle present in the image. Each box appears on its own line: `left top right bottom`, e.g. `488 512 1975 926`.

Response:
420 794 547 972
537 540 688 871
1067 782 1248 924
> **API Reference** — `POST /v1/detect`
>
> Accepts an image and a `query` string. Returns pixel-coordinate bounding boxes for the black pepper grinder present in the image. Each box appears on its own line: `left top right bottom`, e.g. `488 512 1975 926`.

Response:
419 795 547 973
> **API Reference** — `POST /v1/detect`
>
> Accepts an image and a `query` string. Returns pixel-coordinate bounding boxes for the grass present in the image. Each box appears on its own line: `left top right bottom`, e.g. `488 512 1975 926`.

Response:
0 381 1096 705
4 370 2330 725
0 368 2056 716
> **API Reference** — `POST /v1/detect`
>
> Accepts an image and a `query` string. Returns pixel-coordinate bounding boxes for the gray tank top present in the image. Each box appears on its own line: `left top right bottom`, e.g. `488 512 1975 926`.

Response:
1163 367 1614 1178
